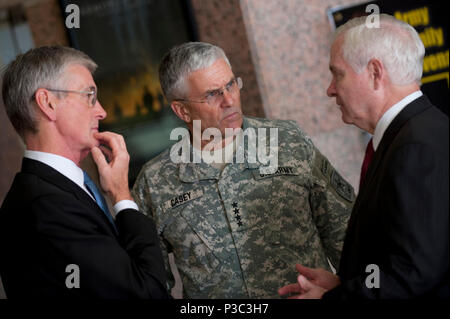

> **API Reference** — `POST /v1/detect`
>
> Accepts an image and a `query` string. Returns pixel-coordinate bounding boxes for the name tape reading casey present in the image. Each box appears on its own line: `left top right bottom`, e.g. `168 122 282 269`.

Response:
163 188 204 211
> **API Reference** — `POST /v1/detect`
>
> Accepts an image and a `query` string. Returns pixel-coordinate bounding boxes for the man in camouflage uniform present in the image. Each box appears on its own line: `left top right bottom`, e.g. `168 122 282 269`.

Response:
132 42 355 298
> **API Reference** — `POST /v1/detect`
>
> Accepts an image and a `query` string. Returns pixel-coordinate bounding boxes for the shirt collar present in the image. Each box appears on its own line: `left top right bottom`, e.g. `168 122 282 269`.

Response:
24 150 86 192
373 90 422 150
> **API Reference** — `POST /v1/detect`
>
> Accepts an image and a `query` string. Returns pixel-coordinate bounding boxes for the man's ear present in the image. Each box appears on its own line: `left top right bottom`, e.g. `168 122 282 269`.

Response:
34 88 57 121
171 101 191 123
367 58 384 90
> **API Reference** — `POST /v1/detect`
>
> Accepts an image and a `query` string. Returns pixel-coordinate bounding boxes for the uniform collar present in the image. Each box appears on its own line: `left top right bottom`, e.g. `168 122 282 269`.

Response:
178 117 264 182
177 134 222 183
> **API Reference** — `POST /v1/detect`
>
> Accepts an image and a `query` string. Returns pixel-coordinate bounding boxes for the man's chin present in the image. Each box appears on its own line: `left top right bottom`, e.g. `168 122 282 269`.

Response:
341 117 351 125
89 138 101 150
340 113 354 125
223 113 243 127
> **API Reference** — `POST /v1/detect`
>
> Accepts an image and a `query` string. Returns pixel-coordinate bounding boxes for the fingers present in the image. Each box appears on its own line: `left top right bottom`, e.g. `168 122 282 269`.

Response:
295 264 318 279
297 275 313 290
278 283 302 296
279 274 325 299
92 131 131 203
98 145 113 162
91 146 108 170
296 275 326 299
279 265 320 297
287 295 303 299
279 277 313 299
94 131 127 155
94 132 130 167
98 131 126 148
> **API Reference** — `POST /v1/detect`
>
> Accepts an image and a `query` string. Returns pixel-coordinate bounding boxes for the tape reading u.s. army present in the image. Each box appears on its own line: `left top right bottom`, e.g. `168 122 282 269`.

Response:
163 188 204 211
253 166 298 180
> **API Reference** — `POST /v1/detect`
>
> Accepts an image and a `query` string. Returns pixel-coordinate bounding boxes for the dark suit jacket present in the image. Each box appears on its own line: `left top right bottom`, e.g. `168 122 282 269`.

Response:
0 158 170 298
324 95 449 299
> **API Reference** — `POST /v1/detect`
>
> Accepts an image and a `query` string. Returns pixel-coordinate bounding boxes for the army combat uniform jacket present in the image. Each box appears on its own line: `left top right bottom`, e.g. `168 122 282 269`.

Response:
132 116 355 298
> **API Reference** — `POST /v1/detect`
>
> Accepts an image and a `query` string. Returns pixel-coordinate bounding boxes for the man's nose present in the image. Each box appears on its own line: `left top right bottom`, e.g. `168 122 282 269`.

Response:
220 89 234 107
327 80 336 97
95 100 107 120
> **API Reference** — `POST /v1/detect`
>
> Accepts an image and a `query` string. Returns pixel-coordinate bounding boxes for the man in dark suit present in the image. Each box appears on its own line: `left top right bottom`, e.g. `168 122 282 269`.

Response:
278 14 448 299
0 46 170 298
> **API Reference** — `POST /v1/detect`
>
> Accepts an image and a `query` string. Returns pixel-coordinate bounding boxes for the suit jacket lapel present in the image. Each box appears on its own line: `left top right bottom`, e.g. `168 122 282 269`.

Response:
21 158 118 235
351 95 432 219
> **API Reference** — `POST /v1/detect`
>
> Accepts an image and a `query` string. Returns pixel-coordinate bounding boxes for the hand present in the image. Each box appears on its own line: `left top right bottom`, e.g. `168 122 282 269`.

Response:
278 264 340 299
294 264 340 290
281 275 327 299
91 131 132 204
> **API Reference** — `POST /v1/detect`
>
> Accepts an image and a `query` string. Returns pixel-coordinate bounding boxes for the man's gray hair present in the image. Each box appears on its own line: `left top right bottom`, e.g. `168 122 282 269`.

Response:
334 13 425 85
159 42 231 102
1 45 97 140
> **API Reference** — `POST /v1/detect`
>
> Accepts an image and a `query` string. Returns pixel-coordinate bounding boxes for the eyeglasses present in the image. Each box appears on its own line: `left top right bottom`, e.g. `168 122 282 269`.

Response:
175 77 243 106
45 87 97 107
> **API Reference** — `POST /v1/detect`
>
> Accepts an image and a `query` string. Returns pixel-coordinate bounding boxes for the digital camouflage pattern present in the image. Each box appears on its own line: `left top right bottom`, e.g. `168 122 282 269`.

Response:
132 116 355 298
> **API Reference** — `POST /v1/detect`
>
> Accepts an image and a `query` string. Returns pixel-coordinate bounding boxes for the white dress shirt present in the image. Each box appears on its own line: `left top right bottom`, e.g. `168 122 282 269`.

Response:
24 150 138 215
372 90 423 151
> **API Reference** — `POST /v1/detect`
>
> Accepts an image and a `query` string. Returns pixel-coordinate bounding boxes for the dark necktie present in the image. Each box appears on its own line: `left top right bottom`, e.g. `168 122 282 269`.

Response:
83 171 118 234
359 139 375 189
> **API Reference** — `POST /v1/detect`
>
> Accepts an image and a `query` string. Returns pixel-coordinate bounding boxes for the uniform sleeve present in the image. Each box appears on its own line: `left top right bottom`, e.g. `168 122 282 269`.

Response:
308 147 355 270
132 174 176 293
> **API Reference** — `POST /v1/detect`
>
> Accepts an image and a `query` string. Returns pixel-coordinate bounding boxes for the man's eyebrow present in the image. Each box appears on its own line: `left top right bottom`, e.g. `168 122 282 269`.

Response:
205 76 235 94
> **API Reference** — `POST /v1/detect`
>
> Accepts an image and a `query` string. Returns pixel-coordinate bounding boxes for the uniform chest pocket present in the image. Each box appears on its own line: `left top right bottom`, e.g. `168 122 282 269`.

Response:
158 187 227 272
248 166 311 210
247 167 315 249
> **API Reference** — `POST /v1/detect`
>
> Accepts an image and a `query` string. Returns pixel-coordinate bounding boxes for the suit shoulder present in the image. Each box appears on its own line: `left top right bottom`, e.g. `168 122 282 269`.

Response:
0 172 79 227
399 105 448 145
2 172 66 205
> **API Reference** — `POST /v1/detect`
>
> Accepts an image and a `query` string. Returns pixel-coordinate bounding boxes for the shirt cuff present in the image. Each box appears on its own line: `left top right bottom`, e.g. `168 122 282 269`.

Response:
113 200 139 215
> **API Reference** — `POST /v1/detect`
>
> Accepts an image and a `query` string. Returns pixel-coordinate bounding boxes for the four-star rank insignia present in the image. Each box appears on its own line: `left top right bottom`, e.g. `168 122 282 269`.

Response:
232 202 243 227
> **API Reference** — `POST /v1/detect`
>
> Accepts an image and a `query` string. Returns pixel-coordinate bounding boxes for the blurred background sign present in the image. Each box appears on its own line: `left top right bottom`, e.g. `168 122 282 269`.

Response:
327 0 449 116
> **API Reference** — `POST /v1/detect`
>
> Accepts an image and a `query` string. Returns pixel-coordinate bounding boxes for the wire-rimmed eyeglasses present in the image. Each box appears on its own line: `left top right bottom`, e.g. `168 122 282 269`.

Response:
175 77 243 106
45 87 97 107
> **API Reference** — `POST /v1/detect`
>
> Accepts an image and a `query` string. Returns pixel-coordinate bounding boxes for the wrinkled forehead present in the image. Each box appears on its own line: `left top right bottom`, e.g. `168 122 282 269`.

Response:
330 35 344 58
187 58 234 93
58 63 96 88
329 37 347 69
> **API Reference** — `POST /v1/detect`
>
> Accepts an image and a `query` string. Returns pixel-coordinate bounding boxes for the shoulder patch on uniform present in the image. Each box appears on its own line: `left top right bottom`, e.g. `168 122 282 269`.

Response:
314 151 331 179
321 157 331 177
330 170 355 202
162 188 204 211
